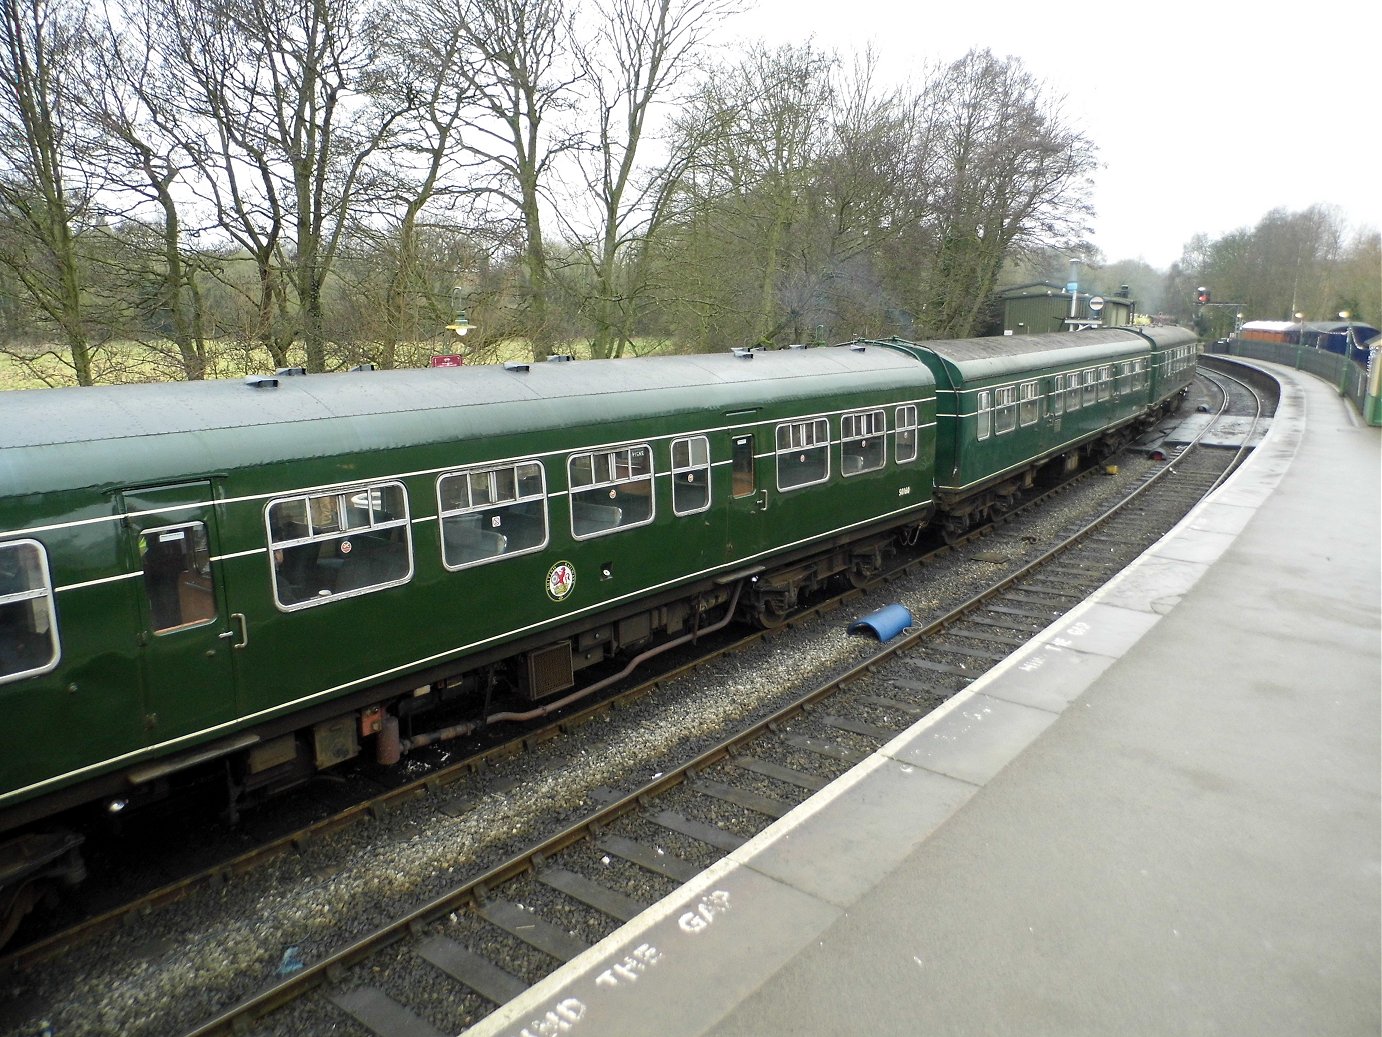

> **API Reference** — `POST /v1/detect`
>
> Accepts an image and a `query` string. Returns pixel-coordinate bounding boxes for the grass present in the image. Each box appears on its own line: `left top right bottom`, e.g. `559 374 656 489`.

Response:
0 335 678 392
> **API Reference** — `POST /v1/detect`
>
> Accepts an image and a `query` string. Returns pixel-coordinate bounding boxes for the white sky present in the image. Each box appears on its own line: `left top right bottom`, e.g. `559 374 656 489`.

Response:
715 0 1380 269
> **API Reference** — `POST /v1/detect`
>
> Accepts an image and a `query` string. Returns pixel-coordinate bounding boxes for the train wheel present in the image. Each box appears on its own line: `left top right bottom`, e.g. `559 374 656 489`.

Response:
0 831 86 950
754 599 792 629
0 880 43 949
848 554 881 588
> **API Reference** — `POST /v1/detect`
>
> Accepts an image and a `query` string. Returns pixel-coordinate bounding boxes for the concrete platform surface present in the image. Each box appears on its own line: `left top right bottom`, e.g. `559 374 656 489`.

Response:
468 362 1381 1037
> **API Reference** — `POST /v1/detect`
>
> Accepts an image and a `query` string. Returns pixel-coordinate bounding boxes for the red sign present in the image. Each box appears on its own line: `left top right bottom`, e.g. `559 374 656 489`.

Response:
430 354 464 368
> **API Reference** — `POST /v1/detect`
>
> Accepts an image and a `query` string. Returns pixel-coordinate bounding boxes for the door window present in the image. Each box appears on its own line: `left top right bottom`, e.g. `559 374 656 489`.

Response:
731 435 757 498
139 523 216 633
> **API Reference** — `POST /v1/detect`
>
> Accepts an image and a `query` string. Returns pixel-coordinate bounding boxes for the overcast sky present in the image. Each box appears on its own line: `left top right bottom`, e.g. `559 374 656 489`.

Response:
715 0 1379 270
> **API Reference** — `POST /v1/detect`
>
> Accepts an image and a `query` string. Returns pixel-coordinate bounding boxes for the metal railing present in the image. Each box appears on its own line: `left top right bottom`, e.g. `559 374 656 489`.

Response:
1208 338 1381 426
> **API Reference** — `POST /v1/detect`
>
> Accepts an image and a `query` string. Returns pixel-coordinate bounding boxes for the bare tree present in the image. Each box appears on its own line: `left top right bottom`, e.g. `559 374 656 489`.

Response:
919 49 1096 339
667 43 836 346
445 0 583 359
145 0 411 371
658 44 932 347
346 0 480 367
0 0 98 383
78 0 216 379
563 0 738 358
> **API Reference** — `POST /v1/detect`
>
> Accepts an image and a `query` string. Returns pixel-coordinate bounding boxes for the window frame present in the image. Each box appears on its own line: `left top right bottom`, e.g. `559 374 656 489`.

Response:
731 435 757 498
1064 372 1081 411
840 409 887 477
139 521 217 634
774 417 832 491
568 443 656 539
1018 380 1040 426
670 435 712 516
895 405 919 464
975 390 992 441
437 460 549 571
0 538 60 685
993 385 1018 435
265 480 413 611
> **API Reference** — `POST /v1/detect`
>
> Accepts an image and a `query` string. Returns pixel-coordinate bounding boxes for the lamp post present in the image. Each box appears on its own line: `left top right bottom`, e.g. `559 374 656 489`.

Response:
433 286 475 367
446 285 472 338
445 311 472 338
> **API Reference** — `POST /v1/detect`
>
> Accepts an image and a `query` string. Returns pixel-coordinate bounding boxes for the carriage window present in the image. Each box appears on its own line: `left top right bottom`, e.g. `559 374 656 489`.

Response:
1082 369 1097 406
267 481 412 609
671 436 711 516
975 390 992 441
1065 372 1081 411
0 540 60 683
841 409 886 476
139 523 216 633
895 405 919 463
732 435 757 498
775 418 831 489
568 444 654 538
1019 381 1039 426
994 386 1017 434
439 461 548 569
1049 376 1064 415
1097 365 1113 401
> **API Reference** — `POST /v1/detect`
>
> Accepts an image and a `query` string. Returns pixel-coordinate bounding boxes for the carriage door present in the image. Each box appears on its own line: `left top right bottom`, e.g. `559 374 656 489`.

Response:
725 433 767 561
122 482 241 736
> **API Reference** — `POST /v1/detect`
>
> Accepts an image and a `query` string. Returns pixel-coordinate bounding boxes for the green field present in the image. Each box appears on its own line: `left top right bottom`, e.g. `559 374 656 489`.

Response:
0 336 648 391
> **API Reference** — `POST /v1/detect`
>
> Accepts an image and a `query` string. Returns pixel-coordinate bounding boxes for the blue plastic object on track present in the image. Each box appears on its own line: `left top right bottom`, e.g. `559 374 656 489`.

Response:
848 603 914 642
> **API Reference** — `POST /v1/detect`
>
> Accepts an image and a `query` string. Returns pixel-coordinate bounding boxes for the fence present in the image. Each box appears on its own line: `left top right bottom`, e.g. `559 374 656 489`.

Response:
1208 338 1382 426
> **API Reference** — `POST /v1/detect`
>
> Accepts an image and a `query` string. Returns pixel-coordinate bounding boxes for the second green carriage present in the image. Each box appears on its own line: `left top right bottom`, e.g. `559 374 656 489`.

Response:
872 326 1196 536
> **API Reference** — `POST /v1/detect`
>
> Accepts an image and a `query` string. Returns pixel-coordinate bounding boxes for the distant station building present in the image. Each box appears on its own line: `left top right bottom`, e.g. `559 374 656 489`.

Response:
996 280 1136 335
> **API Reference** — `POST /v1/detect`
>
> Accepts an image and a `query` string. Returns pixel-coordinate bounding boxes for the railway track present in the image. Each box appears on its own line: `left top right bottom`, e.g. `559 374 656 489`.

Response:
0 367 1270 1037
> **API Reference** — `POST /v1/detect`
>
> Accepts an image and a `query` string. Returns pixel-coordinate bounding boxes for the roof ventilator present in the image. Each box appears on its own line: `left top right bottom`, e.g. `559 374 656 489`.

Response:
546 354 575 363
731 347 755 359
849 343 866 352
276 366 307 376
244 376 280 389
504 361 530 373
348 363 376 372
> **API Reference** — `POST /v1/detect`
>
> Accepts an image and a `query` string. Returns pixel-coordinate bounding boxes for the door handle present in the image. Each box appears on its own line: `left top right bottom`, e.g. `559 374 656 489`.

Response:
220 613 249 649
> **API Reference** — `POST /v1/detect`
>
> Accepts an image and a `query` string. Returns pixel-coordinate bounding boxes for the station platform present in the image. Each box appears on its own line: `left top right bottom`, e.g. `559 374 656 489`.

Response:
470 361 1381 1037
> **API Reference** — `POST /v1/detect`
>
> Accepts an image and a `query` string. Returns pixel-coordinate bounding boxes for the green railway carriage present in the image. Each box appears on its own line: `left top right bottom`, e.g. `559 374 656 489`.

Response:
0 345 938 855
870 326 1197 536
1142 323 1199 414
